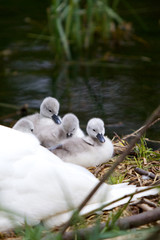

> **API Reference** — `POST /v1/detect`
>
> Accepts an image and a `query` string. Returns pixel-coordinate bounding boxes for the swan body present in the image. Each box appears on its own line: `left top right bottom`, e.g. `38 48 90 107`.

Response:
0 125 158 231
51 118 114 167
41 113 85 148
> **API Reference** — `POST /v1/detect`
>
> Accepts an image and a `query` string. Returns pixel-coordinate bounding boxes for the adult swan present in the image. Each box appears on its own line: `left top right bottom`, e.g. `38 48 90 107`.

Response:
0 125 158 231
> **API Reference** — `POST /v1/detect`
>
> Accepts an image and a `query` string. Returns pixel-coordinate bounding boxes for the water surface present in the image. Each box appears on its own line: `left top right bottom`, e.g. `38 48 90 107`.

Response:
0 0 159 140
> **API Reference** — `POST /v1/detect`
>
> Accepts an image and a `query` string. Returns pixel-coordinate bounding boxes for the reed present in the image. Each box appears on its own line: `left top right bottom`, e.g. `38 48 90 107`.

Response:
47 0 123 60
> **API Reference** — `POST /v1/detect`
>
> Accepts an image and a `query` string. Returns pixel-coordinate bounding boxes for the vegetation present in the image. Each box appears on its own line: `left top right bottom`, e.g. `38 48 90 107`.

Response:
12 223 160 240
46 0 124 60
108 171 126 184
134 136 154 169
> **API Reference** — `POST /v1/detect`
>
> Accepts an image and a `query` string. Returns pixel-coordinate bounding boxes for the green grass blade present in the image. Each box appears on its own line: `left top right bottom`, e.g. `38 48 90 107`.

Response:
105 5 123 23
57 19 72 60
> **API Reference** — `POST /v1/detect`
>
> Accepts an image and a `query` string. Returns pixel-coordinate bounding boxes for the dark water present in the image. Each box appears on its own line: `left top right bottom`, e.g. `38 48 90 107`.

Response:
0 0 160 139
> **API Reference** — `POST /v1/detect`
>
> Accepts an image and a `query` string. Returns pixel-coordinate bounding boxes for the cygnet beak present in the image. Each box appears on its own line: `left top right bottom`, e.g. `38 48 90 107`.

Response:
96 133 105 143
67 133 73 138
52 114 61 124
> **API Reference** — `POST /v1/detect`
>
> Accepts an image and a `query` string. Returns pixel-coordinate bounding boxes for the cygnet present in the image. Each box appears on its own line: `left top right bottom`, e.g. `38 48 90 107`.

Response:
41 113 84 148
51 118 114 167
16 97 61 144
13 119 34 134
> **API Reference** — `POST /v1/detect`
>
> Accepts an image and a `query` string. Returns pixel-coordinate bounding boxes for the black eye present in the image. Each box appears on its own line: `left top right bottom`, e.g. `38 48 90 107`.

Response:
93 129 96 132
31 129 33 132
48 109 52 113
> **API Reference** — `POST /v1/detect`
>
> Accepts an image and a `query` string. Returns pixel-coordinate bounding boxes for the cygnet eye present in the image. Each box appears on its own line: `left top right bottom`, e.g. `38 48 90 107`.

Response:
93 129 96 132
48 109 52 113
31 129 33 132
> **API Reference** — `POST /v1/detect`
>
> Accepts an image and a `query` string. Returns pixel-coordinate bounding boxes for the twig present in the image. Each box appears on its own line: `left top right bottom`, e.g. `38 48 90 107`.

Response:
82 185 160 218
116 207 160 229
61 105 160 234
94 164 111 177
135 172 143 186
61 207 160 240
143 198 157 208
0 230 16 239
137 203 154 211
129 199 142 206
135 167 160 180
122 118 160 140
113 132 127 146
152 179 160 186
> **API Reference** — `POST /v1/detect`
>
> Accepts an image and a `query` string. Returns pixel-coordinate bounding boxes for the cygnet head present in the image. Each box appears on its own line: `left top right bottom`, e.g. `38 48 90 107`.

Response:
86 118 105 143
40 97 61 124
62 113 79 137
13 119 34 134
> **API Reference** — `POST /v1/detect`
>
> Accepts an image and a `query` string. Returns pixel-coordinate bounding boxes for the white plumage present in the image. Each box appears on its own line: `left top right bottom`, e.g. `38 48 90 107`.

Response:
0 125 158 231
61 113 84 138
18 96 61 143
13 119 34 134
51 118 114 167
41 113 85 148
